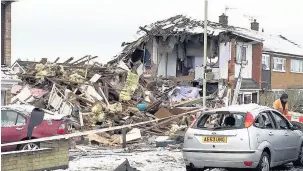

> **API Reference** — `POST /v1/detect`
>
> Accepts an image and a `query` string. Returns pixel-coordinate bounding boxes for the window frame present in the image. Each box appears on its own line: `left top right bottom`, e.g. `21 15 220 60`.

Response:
269 110 291 130
237 92 252 105
272 57 286 72
236 44 248 64
253 111 276 129
290 59 303 73
1 110 27 127
262 54 270 70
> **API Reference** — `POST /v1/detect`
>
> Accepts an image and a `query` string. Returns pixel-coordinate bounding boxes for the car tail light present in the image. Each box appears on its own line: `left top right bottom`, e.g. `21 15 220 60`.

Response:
244 112 254 128
189 114 198 127
57 123 66 134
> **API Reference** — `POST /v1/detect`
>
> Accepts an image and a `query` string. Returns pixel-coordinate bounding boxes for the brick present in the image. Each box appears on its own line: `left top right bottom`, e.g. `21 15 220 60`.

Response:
3 165 13 170
252 43 263 87
8 169 21 171
271 56 303 89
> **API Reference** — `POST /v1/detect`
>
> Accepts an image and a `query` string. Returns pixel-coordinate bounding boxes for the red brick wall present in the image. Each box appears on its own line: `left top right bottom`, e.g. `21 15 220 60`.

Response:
252 43 263 87
1 2 12 66
228 39 236 89
271 56 303 89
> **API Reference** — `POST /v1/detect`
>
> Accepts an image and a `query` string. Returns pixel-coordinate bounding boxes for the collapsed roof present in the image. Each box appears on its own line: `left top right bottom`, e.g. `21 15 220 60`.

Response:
107 15 303 65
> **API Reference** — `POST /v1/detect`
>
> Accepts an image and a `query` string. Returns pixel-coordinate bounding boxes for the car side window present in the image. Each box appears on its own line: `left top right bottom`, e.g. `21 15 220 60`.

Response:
16 114 26 126
1 110 26 127
1 110 18 127
254 111 274 129
270 111 289 129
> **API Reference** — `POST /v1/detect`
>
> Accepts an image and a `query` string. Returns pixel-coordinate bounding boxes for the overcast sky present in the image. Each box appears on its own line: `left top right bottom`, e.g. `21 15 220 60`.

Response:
11 0 303 63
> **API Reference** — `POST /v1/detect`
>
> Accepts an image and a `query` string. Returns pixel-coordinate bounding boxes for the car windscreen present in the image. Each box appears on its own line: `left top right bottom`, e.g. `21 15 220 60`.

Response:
193 111 246 130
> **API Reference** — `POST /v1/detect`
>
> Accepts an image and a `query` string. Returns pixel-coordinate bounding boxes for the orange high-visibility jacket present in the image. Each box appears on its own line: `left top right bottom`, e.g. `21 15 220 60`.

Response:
273 99 289 115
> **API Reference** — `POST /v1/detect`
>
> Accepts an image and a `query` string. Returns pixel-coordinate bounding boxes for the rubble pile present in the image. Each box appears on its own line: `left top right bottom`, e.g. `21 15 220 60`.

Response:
11 56 226 146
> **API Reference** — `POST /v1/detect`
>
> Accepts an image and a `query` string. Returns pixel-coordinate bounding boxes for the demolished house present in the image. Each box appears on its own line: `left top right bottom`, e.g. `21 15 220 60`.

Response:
107 14 264 105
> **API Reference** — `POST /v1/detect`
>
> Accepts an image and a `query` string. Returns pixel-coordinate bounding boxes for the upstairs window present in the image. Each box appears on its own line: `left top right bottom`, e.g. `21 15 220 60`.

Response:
272 57 286 72
262 54 270 70
290 59 303 73
236 45 247 63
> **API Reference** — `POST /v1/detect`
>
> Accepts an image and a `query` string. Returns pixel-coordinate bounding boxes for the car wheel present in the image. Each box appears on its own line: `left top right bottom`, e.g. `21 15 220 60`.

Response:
255 152 270 171
185 165 198 171
19 142 40 151
293 144 303 166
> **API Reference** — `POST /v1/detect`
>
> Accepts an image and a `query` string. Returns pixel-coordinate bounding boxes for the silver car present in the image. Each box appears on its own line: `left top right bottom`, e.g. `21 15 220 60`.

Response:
183 104 303 171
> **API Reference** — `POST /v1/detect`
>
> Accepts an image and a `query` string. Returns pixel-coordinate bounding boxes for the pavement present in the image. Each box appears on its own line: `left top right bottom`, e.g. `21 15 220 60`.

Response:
54 145 303 171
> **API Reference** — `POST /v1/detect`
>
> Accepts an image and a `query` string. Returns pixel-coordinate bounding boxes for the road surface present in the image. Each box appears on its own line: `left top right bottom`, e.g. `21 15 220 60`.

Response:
55 145 303 171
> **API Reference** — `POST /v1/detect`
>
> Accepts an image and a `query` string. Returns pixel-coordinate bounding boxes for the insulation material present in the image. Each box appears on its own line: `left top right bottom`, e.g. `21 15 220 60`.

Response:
119 72 139 101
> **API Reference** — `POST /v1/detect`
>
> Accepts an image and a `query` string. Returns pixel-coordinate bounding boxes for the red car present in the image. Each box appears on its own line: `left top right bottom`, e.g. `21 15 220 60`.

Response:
1 105 68 152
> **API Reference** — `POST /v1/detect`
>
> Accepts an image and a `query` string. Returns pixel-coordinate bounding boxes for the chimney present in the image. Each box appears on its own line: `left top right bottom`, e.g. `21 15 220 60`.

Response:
251 19 259 31
219 13 228 26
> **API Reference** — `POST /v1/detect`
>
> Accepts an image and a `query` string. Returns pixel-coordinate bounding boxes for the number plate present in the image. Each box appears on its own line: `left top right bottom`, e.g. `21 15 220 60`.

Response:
202 136 227 143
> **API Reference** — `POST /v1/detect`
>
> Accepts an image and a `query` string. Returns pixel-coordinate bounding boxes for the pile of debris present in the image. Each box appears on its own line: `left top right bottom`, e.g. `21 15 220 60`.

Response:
10 56 225 146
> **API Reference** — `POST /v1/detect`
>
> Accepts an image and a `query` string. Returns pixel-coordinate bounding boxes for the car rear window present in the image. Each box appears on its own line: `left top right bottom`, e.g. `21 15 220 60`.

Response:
193 112 246 130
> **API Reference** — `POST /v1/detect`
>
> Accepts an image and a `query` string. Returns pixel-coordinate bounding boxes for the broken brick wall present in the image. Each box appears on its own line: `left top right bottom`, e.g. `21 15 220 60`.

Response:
1 139 69 171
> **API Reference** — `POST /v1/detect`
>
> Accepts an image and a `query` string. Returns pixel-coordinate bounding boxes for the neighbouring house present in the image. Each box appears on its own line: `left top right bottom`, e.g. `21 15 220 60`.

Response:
108 14 264 105
1 0 19 105
11 59 39 74
230 20 303 91
1 67 21 105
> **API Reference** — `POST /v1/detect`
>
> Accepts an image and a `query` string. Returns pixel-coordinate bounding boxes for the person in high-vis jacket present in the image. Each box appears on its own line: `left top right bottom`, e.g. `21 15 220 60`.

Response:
273 93 289 116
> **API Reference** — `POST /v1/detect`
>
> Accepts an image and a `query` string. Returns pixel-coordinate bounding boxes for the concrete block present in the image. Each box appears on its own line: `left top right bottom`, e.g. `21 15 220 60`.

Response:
155 136 176 147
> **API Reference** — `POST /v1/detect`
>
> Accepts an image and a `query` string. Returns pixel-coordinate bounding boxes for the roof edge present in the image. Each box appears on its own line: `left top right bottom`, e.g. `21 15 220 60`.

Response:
263 51 303 58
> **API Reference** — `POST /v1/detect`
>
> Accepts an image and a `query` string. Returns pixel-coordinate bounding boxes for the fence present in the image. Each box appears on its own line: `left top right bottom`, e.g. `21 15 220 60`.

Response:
259 89 303 112
1 139 69 171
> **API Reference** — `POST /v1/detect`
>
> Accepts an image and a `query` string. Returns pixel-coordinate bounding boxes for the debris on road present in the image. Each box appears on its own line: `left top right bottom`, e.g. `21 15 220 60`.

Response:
10 56 227 147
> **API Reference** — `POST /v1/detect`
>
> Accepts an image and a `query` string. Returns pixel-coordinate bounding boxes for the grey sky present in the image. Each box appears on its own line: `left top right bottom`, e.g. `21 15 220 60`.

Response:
12 0 303 64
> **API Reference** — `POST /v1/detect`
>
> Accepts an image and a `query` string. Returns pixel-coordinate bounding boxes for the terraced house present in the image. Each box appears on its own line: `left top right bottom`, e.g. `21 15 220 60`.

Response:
260 36 303 90
108 14 265 105
109 14 303 105
1 0 20 105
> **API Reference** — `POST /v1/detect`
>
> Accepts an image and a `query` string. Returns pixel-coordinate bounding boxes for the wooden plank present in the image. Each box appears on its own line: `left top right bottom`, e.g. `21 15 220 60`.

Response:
1 108 206 147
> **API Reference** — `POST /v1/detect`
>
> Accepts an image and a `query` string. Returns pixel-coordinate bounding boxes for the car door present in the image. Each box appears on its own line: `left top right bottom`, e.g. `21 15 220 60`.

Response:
269 110 299 161
254 111 286 162
1 110 27 151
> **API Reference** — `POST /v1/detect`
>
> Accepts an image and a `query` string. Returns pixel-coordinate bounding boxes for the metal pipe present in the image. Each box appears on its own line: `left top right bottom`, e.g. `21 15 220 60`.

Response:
203 0 208 108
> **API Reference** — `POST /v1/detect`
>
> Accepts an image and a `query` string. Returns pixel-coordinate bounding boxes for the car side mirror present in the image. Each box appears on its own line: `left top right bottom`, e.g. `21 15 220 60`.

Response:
27 108 45 139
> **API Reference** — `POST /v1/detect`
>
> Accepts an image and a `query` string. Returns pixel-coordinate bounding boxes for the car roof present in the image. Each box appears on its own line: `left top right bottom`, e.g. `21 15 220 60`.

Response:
207 104 272 117
1 104 66 120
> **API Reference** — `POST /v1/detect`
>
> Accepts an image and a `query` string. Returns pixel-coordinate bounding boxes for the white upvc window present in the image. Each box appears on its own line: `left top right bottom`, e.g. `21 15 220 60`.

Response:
272 57 286 72
236 44 247 63
290 59 303 73
262 54 270 70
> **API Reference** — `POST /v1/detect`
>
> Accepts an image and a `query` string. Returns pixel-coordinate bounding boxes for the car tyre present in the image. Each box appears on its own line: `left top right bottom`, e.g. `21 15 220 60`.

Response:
293 144 303 166
255 152 270 171
185 165 198 171
19 142 40 151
